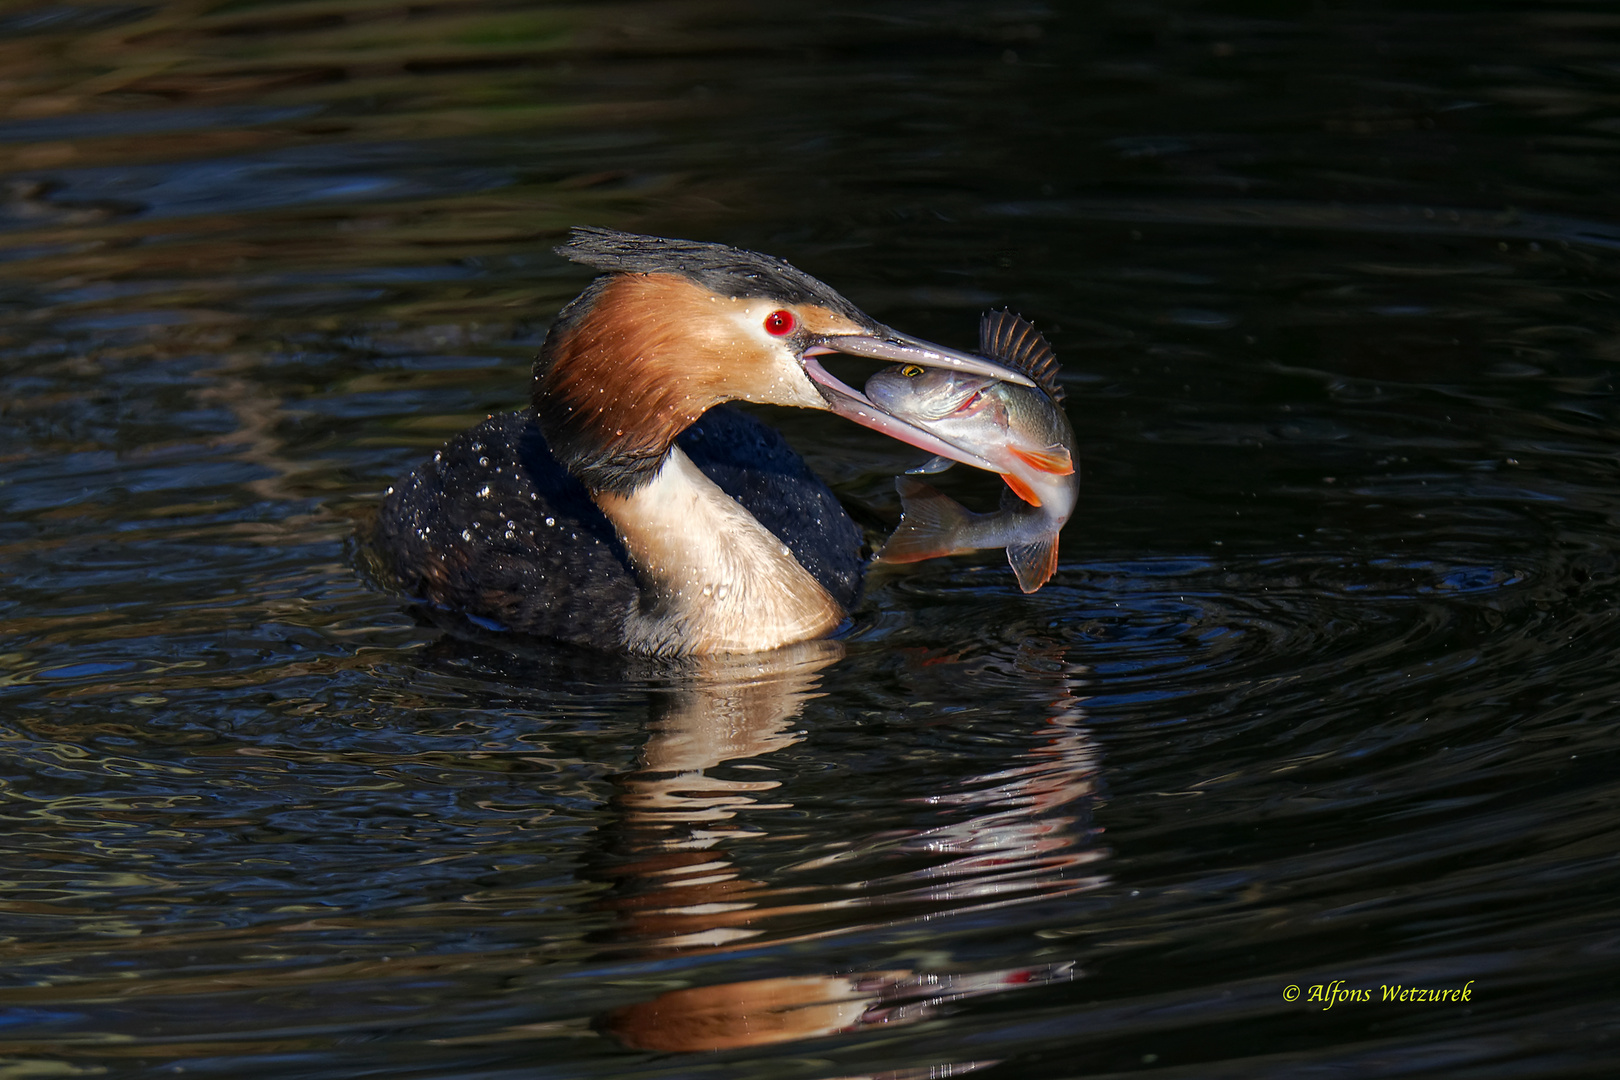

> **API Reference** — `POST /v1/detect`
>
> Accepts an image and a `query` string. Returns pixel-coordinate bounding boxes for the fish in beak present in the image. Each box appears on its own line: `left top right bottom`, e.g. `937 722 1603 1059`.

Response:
801 328 1036 473
550 226 1041 481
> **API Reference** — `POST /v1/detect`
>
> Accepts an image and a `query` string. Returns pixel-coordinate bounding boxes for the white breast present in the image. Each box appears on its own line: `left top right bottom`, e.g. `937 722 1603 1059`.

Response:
594 449 845 655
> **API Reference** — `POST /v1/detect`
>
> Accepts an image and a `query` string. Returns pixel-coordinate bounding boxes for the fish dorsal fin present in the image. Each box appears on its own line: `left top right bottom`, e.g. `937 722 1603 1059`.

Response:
979 309 1064 404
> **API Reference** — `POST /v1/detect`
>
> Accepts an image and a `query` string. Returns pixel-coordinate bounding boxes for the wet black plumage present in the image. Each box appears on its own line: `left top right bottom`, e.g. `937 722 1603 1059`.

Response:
375 406 863 649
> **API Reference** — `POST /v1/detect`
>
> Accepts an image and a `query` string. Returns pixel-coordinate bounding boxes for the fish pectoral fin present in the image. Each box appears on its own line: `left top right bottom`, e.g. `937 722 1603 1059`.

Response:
1006 535 1058 593
1008 443 1074 476
876 477 974 564
905 455 956 475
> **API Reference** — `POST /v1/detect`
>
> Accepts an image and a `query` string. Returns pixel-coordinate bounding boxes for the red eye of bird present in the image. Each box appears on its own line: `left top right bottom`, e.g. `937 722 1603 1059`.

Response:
764 309 796 336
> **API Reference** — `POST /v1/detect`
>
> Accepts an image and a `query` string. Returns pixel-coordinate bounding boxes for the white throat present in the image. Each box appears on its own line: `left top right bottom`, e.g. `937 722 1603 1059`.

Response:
593 448 845 655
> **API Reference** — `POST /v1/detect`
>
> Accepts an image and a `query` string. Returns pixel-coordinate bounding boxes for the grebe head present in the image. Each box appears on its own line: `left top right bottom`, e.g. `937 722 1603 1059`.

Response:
534 227 1034 494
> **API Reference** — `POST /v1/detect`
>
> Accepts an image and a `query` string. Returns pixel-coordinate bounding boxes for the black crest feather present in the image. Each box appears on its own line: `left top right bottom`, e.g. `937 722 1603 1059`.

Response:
555 227 865 320
979 309 1064 403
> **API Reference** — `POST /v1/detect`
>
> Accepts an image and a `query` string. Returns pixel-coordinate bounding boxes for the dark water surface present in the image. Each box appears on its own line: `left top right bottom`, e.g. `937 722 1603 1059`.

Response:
4 1 1620 1076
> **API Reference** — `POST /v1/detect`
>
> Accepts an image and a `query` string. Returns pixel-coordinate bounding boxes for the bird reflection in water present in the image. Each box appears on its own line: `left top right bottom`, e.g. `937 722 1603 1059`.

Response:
590 638 1106 1057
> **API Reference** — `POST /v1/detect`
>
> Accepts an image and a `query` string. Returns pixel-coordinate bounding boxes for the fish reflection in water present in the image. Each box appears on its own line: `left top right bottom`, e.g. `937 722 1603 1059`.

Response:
578 639 1105 1056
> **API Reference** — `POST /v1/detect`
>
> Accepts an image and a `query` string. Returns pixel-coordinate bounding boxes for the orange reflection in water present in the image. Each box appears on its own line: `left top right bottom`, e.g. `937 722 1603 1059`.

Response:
589 640 1102 1056
601 965 1074 1055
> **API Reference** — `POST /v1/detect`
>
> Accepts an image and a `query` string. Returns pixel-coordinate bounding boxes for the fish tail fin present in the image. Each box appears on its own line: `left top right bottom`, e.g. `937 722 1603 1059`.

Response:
877 477 974 564
1006 535 1059 593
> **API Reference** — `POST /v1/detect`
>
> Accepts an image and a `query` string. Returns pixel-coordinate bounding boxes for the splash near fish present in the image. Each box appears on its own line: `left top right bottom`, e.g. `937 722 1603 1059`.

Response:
866 310 1077 592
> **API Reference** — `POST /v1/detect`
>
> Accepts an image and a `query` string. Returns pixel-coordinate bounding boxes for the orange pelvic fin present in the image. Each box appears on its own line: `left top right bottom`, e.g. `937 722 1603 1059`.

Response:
1002 472 1044 508
1008 443 1074 476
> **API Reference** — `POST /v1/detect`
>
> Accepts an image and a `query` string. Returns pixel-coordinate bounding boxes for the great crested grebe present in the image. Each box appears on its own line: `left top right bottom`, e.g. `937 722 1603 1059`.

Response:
375 227 1032 656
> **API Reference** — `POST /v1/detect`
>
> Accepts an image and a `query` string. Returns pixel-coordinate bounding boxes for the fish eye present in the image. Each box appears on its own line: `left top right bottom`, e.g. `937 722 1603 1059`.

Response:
900 364 925 377
764 309 796 336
